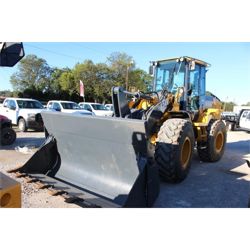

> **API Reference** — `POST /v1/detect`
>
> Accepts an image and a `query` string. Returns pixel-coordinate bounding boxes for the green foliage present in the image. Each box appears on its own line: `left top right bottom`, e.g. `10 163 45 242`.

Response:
222 101 236 112
0 90 14 97
129 69 153 92
58 71 75 94
10 54 52 92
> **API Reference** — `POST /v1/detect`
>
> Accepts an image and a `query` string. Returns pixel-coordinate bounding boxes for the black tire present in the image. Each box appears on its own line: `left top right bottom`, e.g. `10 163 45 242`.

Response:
226 122 235 131
197 120 226 162
18 118 27 132
155 118 195 183
1 127 16 145
230 123 236 131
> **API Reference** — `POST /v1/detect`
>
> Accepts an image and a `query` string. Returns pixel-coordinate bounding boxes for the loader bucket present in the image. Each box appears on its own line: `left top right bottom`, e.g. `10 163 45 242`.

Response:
13 112 159 207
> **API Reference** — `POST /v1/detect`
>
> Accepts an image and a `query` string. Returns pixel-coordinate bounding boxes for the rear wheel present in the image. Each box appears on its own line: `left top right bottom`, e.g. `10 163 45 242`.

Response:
197 120 226 162
230 123 236 131
18 118 27 132
1 127 16 145
155 118 195 183
226 121 235 131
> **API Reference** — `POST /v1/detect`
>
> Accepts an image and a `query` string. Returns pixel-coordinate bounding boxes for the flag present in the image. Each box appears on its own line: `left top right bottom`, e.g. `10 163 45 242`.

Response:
80 80 84 97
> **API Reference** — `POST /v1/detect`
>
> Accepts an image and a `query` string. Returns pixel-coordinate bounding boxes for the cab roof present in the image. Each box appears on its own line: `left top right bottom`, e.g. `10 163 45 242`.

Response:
154 56 210 67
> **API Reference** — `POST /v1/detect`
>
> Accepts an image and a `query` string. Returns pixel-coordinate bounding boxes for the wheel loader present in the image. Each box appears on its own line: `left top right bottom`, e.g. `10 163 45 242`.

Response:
9 56 227 208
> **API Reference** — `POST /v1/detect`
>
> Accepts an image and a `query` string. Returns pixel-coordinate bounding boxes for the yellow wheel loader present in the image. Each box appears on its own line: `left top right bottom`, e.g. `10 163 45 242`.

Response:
10 56 226 208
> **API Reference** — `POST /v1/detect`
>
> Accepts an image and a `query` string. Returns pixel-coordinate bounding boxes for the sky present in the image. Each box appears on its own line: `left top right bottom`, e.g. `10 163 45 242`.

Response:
0 42 249 105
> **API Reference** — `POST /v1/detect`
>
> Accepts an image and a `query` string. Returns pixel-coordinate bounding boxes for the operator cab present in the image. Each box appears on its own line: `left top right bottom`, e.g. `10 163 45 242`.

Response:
150 56 210 112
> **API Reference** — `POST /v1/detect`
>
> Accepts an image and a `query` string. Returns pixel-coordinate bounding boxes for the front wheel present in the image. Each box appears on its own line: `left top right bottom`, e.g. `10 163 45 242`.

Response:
197 120 227 162
18 118 27 132
155 118 195 183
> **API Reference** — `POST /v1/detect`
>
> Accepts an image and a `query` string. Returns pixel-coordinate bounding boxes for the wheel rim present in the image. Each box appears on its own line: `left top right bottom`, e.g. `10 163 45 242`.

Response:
215 131 224 153
181 137 191 168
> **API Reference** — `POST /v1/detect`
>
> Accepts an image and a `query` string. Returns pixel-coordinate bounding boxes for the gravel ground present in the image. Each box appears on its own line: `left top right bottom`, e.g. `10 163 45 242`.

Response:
1 127 250 208
0 128 79 208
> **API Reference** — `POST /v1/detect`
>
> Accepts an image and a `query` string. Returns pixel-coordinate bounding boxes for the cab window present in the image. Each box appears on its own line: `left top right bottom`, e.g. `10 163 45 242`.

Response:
8 100 16 109
52 102 61 111
84 104 92 112
242 111 248 118
189 64 206 110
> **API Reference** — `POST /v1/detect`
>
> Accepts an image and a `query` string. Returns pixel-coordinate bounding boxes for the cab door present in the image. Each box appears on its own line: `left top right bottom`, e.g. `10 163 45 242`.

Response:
8 100 18 124
2 99 18 124
188 64 206 110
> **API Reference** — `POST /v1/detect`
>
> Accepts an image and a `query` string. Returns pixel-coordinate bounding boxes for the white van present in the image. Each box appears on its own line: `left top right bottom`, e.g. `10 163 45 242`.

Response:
79 102 113 117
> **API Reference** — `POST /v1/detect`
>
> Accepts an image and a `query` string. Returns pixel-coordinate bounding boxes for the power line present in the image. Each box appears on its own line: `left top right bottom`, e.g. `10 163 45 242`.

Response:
25 43 83 61
72 43 110 57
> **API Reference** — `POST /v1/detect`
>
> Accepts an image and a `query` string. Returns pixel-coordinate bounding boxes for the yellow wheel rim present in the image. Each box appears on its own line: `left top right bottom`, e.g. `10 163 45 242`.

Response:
215 131 224 153
181 137 191 168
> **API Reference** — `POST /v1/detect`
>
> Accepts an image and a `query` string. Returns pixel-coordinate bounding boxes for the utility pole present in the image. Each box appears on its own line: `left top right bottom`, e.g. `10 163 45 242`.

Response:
125 60 134 91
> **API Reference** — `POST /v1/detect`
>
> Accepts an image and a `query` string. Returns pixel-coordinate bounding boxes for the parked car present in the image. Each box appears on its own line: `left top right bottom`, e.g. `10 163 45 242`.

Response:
47 100 92 115
79 102 113 117
0 98 44 132
223 109 250 132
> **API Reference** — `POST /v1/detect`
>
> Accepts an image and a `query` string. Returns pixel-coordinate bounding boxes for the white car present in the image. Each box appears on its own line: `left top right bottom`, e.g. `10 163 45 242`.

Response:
47 100 92 115
79 102 113 117
0 97 44 132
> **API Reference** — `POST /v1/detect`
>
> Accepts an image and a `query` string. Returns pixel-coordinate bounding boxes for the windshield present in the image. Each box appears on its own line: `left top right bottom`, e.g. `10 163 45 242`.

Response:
61 102 80 110
91 104 108 111
155 60 185 92
17 100 44 109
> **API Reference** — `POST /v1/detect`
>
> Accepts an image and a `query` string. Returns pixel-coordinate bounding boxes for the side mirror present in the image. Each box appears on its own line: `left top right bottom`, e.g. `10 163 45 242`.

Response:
149 65 154 76
189 61 196 71
0 42 25 67
9 105 16 110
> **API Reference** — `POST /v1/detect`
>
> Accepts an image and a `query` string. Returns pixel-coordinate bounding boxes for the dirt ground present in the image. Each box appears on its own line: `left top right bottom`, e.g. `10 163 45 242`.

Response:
0 129 79 208
0 128 250 208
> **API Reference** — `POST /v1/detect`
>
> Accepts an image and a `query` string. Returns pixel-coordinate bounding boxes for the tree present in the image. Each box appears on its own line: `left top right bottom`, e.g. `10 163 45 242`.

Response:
222 101 236 111
107 52 135 89
0 90 14 97
47 67 66 94
72 60 115 103
58 70 75 95
10 54 52 92
129 69 153 92
107 52 134 72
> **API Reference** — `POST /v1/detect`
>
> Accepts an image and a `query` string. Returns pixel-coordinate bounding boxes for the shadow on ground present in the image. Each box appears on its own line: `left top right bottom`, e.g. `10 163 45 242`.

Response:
154 139 250 208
